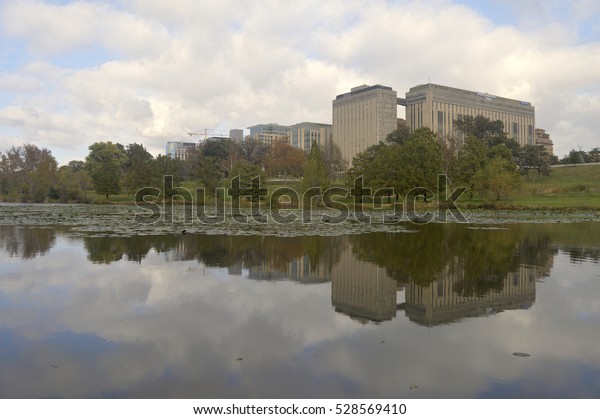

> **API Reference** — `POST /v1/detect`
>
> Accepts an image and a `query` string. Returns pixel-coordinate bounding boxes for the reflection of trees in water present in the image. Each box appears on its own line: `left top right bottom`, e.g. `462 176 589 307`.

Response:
565 248 600 263
169 235 344 275
81 234 345 276
83 235 180 264
0 225 57 259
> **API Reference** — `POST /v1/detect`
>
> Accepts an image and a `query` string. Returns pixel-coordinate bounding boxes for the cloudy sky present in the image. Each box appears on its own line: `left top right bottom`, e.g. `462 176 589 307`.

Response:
1 0 599 165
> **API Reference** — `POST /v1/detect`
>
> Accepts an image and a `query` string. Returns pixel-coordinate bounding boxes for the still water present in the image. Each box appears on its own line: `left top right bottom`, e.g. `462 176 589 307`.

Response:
0 223 599 398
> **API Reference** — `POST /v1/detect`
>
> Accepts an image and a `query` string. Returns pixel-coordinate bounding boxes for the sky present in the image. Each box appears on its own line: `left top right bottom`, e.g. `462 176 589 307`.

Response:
1 0 599 165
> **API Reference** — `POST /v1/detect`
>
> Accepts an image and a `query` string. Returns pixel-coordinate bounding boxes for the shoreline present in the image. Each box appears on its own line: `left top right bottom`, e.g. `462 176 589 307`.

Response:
1 203 598 237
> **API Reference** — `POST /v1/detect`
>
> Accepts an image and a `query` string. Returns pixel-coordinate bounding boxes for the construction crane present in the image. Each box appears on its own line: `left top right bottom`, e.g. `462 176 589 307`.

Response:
187 128 228 143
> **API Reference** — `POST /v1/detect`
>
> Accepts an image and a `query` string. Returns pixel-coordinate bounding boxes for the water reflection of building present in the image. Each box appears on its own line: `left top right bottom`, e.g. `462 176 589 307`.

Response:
330 246 399 323
401 264 538 327
248 255 330 284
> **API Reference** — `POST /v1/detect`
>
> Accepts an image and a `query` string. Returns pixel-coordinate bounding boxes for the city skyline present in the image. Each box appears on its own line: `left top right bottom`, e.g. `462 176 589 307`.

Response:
1 0 599 165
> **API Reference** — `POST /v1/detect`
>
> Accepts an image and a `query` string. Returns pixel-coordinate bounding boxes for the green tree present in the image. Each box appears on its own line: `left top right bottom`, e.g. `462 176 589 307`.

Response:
302 142 330 191
123 143 156 194
85 142 127 200
517 144 551 182
0 144 57 202
197 155 224 194
385 125 411 146
54 165 92 202
454 115 507 147
392 128 444 197
474 156 521 201
456 136 488 197
229 161 265 202
560 149 587 164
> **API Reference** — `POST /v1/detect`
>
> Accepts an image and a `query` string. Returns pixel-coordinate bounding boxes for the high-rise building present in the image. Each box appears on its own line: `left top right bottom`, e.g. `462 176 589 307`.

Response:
166 141 196 160
404 83 535 147
289 122 332 151
247 123 291 146
332 84 398 165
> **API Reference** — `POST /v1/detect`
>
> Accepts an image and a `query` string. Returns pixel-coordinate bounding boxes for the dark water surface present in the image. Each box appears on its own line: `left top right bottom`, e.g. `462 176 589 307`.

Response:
1 223 599 398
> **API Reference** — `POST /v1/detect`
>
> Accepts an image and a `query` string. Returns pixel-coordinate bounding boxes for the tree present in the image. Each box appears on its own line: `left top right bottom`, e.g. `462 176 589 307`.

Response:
385 125 411 146
0 144 57 202
237 138 268 167
85 142 127 200
392 128 444 197
302 142 330 191
229 161 265 202
561 149 587 164
321 137 347 179
54 165 92 202
517 144 551 182
201 138 232 174
197 155 224 194
123 143 155 194
264 138 304 183
456 136 488 197
588 147 600 163
454 115 507 147
474 156 521 201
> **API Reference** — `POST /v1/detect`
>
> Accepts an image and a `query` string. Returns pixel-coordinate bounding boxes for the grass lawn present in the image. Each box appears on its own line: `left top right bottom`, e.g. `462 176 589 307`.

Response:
89 164 600 210
458 164 600 208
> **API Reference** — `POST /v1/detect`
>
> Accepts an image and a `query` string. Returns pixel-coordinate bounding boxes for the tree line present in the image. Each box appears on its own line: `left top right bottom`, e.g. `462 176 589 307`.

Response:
349 115 559 201
1 115 591 204
0 137 344 203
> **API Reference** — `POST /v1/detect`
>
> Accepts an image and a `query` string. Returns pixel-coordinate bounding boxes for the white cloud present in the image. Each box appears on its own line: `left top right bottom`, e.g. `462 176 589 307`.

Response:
0 0 599 163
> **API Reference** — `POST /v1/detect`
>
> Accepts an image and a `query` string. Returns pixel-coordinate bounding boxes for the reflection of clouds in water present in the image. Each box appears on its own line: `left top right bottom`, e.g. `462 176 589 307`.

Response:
0 229 599 397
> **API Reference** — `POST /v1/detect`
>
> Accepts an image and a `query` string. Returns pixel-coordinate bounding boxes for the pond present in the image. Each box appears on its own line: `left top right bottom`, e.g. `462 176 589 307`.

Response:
0 222 599 398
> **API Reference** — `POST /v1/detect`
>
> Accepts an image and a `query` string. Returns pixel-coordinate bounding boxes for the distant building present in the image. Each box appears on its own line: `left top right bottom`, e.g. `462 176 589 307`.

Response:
404 83 535 147
535 128 554 155
247 123 291 146
289 122 332 151
332 84 398 165
166 141 196 160
229 129 244 142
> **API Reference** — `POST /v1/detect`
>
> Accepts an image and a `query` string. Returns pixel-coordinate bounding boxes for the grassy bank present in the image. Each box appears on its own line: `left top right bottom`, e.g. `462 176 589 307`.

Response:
82 164 600 210
458 164 600 209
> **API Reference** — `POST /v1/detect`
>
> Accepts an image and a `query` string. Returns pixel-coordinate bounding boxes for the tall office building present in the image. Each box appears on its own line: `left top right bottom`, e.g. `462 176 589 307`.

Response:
404 83 535 147
332 84 398 165
289 122 332 151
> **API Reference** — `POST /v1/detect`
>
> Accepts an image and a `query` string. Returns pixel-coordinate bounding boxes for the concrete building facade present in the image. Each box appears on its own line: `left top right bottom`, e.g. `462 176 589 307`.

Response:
332 84 398 165
535 128 554 155
404 83 535 147
290 122 332 151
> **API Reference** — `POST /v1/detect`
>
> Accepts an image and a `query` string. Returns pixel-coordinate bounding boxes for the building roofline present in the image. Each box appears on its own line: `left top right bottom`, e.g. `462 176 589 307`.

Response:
407 82 533 107
335 84 395 100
